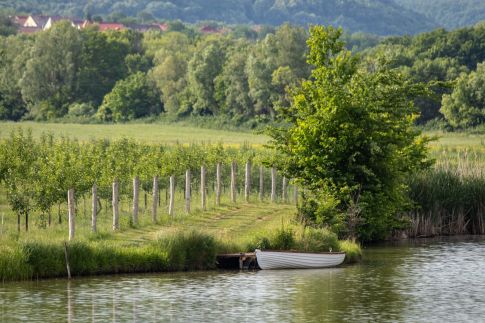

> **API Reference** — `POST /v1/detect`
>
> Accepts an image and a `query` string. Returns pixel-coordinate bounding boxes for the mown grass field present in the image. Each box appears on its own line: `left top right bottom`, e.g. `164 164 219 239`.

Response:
0 122 484 151
0 122 268 146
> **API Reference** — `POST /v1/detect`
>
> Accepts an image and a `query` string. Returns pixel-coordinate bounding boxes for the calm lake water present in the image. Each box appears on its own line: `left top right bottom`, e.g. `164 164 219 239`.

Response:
1 236 484 322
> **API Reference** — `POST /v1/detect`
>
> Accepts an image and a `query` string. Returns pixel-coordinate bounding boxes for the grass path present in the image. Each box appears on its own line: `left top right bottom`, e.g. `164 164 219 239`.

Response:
115 202 296 247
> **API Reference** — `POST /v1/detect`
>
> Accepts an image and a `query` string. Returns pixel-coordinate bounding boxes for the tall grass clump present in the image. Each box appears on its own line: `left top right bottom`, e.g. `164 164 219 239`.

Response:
408 150 485 237
0 244 32 281
157 230 218 271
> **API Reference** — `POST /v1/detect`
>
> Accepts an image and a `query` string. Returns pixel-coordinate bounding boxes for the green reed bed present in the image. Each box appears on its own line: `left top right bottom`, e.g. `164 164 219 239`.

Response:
0 230 223 282
408 149 485 237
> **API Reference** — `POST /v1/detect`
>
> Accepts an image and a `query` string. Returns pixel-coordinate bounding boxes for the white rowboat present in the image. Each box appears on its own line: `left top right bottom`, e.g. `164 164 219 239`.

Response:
255 249 345 270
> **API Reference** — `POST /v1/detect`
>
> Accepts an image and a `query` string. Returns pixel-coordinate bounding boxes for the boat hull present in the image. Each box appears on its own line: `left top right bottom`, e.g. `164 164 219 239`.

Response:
255 249 345 270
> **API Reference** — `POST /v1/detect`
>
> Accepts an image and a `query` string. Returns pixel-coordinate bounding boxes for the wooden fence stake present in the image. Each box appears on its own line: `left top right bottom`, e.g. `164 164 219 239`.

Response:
259 166 264 201
133 176 139 225
245 161 251 202
293 184 299 206
271 167 277 203
282 177 288 203
112 179 119 231
201 165 207 210
91 184 97 233
68 188 75 240
64 241 71 279
231 161 237 203
216 162 222 207
152 176 159 222
169 175 175 217
185 170 191 213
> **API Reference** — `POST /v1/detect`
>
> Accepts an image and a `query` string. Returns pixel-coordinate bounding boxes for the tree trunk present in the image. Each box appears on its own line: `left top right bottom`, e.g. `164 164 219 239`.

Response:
282 177 288 203
185 170 191 213
25 211 28 232
245 161 251 202
152 176 159 223
216 162 221 207
58 203 62 224
68 188 75 240
169 175 175 217
112 179 119 231
92 184 97 233
133 176 139 225
259 166 264 201
271 167 277 203
201 165 207 211
48 208 52 227
293 183 298 206
231 161 237 203
17 213 20 233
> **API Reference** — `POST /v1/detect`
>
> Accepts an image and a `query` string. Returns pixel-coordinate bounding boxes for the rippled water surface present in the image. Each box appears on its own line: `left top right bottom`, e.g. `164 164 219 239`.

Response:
1 236 484 322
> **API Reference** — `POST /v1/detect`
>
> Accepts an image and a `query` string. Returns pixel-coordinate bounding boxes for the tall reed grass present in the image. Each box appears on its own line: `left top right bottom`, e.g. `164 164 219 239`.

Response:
407 149 485 237
0 230 221 282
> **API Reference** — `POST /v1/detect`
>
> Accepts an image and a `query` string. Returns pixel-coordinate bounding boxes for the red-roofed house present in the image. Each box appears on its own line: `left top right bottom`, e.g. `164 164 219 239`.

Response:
24 15 50 28
13 15 29 26
96 23 126 31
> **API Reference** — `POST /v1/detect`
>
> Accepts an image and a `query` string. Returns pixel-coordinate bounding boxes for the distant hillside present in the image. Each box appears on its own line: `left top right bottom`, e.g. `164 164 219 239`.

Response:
393 0 485 29
0 0 437 35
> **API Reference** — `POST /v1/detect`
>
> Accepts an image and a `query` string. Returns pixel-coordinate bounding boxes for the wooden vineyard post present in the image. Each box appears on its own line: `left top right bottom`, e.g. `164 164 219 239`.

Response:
169 175 175 217
259 166 264 201
271 167 277 203
216 162 222 207
152 176 159 223
231 161 237 203
185 170 191 213
112 179 119 231
133 176 139 225
91 184 97 233
245 161 251 202
201 165 207 211
68 188 75 240
282 177 288 203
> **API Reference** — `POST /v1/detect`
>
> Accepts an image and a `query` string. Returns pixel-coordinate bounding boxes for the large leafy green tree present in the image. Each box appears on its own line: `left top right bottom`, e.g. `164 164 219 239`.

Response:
268 26 432 241
97 71 162 122
441 62 485 128
20 21 83 119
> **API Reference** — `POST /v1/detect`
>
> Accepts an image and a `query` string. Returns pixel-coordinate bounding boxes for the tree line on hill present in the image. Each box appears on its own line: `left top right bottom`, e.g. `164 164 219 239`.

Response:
0 19 485 130
0 0 436 36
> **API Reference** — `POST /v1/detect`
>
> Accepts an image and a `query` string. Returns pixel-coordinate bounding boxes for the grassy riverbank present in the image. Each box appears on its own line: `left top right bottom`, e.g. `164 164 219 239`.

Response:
0 201 361 282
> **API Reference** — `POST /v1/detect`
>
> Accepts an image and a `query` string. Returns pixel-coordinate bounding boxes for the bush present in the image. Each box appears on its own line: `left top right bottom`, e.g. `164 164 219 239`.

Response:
297 227 339 252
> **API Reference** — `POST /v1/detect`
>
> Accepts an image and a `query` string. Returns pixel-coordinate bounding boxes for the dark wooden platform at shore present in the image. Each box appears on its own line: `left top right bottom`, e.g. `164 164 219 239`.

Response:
216 253 258 270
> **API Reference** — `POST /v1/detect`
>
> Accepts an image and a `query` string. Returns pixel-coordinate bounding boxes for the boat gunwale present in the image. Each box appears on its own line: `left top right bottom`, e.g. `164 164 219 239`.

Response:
256 249 346 255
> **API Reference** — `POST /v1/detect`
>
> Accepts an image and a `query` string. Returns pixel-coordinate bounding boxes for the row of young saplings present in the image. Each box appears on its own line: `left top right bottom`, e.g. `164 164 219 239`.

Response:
66 161 298 240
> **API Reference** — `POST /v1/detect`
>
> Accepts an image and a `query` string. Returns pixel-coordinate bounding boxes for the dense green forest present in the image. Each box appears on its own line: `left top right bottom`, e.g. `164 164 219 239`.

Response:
394 0 485 30
0 19 484 129
0 0 436 35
